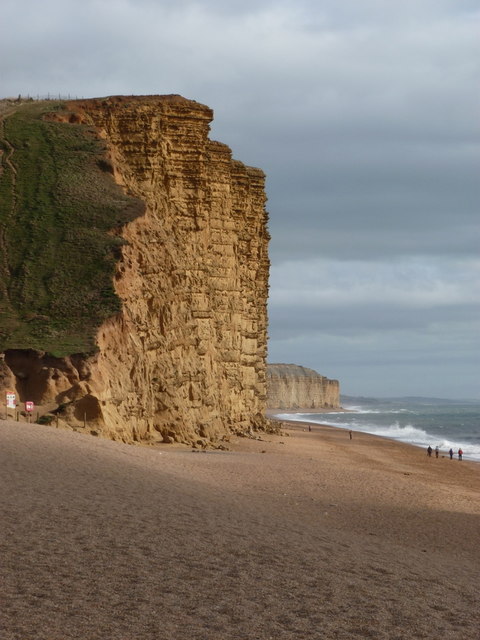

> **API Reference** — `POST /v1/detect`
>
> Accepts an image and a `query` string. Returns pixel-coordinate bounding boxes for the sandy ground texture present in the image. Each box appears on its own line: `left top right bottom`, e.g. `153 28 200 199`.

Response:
1 418 479 640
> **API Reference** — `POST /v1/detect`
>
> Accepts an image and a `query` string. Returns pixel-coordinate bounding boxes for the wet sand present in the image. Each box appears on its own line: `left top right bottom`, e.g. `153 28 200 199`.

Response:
1 418 479 639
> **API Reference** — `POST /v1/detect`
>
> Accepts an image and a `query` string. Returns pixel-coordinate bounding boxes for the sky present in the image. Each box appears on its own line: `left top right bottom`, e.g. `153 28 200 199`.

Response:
1 0 479 399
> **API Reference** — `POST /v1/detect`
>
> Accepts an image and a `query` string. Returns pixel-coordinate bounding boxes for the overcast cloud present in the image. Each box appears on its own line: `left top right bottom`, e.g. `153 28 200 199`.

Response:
1 0 479 398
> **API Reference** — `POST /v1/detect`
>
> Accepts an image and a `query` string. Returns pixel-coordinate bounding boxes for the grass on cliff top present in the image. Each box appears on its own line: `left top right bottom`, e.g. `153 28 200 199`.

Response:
0 101 144 356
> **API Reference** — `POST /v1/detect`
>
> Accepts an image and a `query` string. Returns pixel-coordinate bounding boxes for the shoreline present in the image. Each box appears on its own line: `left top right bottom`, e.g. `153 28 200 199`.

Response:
272 417 480 469
267 408 480 465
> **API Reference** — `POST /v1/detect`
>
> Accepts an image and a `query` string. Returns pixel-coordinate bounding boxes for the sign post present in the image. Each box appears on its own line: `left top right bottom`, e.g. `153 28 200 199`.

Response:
25 401 34 423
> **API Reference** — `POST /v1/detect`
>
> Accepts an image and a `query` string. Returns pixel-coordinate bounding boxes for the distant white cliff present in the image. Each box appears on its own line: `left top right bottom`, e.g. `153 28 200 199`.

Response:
267 363 340 409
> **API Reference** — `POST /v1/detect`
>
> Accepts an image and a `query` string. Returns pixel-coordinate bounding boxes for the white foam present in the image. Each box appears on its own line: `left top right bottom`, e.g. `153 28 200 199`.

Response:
342 405 415 415
273 412 480 462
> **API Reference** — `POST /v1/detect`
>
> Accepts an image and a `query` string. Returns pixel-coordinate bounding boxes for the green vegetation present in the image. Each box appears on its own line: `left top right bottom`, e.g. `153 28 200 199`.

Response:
0 102 144 356
36 414 55 425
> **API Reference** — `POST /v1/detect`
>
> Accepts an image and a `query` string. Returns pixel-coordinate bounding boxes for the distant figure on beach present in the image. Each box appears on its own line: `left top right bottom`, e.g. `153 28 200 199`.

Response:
435 446 439 458
349 430 352 440
449 448 454 460
427 446 432 457
308 425 311 432
458 448 463 461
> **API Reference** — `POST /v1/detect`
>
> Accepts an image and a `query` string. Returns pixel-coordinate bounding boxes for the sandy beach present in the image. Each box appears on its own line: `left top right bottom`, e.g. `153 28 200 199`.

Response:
1 418 479 640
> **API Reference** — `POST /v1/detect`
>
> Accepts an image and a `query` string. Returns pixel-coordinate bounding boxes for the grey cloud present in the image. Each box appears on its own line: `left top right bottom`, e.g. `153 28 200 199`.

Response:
268 302 480 338
268 225 480 263
1 0 479 397
267 326 480 397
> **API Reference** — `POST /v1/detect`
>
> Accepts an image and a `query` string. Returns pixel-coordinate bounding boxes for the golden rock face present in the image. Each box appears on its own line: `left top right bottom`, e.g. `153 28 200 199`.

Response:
2 96 271 445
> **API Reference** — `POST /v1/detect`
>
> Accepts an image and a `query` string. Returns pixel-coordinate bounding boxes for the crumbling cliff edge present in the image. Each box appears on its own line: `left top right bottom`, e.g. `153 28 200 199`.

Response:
0 95 273 445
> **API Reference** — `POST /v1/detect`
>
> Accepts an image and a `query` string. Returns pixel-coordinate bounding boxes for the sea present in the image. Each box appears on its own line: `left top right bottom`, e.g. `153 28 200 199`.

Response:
274 397 480 463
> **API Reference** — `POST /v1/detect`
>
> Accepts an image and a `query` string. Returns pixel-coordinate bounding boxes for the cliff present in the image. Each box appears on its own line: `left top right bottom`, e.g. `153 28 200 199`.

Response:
0 95 271 445
267 363 340 409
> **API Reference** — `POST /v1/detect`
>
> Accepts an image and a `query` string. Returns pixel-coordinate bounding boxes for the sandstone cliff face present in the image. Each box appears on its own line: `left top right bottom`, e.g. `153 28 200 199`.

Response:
267 363 340 409
1 96 271 444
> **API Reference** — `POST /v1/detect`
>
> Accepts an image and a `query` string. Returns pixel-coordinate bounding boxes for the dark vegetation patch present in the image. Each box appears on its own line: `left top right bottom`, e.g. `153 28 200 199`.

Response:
0 102 145 356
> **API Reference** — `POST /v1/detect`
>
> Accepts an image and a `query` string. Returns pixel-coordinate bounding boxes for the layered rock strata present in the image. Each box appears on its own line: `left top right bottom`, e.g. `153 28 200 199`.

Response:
1 96 271 444
267 363 340 409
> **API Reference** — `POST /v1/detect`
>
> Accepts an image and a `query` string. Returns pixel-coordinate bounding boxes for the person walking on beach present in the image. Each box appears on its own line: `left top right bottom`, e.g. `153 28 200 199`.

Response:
449 448 454 460
435 446 439 458
349 430 352 440
427 446 432 457
458 448 463 461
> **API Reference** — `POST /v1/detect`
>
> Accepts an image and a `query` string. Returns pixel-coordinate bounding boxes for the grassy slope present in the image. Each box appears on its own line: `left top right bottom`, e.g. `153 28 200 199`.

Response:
0 101 144 356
